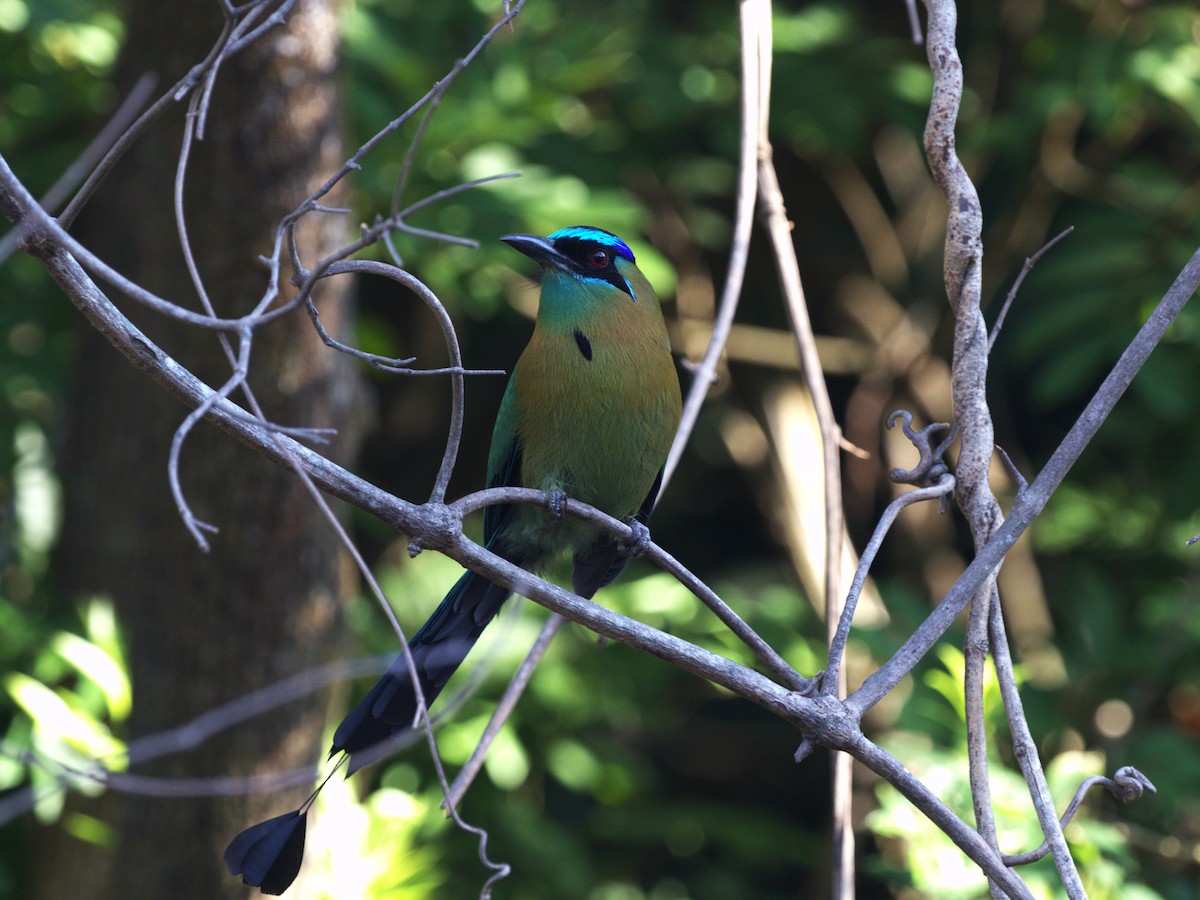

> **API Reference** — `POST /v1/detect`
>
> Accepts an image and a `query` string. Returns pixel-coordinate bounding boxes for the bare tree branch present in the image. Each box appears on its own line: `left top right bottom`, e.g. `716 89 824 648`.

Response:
851 242 1200 707
920 0 1074 891
748 0 855 890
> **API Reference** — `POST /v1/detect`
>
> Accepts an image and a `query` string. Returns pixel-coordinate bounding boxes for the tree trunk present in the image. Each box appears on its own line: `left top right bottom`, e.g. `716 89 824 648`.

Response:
34 1 363 897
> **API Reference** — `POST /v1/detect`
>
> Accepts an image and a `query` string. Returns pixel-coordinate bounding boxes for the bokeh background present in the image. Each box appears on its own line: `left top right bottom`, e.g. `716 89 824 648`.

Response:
2 0 1199 897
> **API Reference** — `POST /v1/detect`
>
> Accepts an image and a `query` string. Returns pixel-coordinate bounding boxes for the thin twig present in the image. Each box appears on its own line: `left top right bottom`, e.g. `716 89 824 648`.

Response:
318 259 471 503
58 15 240 229
965 575 1003 898
390 98 440 220
421 707 512 897
0 655 392 823
446 614 567 809
748 0 854 889
167 95 254 549
904 0 924 45
824 474 954 690
987 584 1085 876
988 227 1073 351
2 749 321 803
0 73 156 264
1002 767 1156 866
659 0 759 495
227 0 300 55
281 422 515 895
286 0 528 226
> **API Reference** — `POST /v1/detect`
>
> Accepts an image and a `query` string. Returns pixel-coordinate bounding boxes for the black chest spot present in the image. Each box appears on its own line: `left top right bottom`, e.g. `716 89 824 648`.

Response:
573 329 593 361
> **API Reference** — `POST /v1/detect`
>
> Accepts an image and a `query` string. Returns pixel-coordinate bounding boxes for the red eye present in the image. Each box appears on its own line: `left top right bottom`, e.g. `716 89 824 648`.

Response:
588 249 609 268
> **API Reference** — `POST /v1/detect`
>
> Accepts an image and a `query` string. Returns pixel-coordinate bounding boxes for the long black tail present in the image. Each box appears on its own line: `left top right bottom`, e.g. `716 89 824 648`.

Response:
331 568 514 772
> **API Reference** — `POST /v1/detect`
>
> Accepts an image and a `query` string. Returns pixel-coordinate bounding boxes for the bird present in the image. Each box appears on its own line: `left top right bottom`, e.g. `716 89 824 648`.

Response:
330 225 683 767
226 225 682 894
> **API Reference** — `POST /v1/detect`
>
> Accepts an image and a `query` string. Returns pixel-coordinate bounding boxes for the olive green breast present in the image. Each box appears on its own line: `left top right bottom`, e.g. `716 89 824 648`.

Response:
508 301 680 555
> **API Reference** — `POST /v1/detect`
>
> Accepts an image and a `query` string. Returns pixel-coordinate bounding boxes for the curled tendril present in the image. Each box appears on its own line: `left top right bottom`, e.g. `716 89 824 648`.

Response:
886 410 958 489
1106 766 1157 803
1003 765 1158 867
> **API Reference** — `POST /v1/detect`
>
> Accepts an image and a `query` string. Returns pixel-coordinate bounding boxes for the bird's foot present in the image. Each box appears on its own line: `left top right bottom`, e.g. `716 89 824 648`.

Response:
546 488 568 520
619 519 652 557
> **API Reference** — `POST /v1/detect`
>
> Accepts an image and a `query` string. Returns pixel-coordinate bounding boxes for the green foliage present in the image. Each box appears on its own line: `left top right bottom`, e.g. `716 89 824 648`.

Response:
869 649 1162 899
0 596 129 824
870 743 1163 900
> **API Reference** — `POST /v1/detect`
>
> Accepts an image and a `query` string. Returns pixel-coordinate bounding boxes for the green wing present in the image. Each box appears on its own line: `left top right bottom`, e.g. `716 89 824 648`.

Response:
483 371 522 545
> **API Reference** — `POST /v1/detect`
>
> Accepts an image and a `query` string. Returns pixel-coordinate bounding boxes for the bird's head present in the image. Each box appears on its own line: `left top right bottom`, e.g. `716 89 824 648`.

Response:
501 225 644 304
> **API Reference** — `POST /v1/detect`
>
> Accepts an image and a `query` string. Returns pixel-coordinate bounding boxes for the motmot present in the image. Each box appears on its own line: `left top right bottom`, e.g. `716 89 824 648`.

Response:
332 225 683 767
227 226 682 894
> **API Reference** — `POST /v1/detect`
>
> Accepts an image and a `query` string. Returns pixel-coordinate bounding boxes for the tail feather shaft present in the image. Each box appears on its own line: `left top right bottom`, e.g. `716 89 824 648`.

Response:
330 568 514 766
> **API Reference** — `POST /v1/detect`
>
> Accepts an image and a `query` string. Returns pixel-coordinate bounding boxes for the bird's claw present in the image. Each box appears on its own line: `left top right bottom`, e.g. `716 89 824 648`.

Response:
619 519 652 557
546 488 568 520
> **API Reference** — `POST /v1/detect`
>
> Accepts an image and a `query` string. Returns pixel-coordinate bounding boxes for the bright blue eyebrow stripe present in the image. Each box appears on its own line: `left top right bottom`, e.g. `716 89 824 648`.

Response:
547 226 635 262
